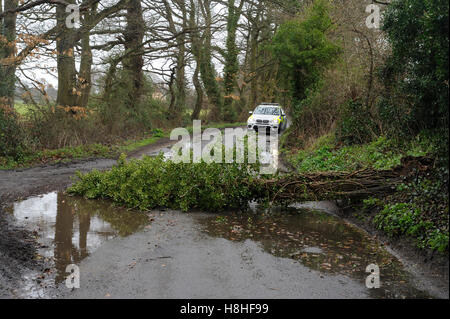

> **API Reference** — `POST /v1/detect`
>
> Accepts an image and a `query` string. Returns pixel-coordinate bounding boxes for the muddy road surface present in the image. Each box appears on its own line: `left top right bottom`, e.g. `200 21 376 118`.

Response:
1 126 448 299
4 194 441 299
0 126 266 297
0 137 177 298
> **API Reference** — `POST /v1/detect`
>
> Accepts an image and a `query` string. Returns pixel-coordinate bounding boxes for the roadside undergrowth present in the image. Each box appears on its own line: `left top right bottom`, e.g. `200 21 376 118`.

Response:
283 131 449 254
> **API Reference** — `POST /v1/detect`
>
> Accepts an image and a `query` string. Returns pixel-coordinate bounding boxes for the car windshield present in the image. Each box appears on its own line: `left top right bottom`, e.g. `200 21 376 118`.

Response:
253 106 280 115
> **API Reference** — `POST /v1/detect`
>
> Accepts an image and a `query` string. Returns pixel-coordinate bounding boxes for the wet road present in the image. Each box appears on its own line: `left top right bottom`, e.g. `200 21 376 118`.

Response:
2 124 448 299
6 193 435 299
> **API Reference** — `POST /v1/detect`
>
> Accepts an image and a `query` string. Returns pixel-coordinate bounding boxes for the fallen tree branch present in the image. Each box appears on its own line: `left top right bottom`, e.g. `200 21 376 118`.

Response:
252 156 433 204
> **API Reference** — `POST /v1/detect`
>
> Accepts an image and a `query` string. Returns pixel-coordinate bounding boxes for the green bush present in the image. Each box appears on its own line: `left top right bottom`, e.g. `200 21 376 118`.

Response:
270 0 341 102
68 154 263 212
290 135 408 172
97 69 167 135
374 203 426 237
336 100 379 145
381 0 449 130
376 97 415 140
374 203 448 252
427 230 449 253
0 107 26 159
151 128 164 138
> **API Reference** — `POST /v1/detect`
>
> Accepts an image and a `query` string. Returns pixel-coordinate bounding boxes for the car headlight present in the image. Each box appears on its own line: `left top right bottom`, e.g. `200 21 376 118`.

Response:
273 117 279 124
248 115 254 123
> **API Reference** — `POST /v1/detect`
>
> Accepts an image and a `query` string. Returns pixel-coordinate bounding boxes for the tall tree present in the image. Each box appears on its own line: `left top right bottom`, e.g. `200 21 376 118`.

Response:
123 0 145 108
77 1 98 108
198 0 223 120
189 0 204 120
0 0 19 108
55 0 78 108
382 0 449 129
163 0 188 121
223 0 244 121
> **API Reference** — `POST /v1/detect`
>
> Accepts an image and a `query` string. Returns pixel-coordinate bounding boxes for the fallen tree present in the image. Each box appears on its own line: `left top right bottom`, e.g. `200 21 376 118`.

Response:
258 169 402 204
68 153 433 212
260 156 434 204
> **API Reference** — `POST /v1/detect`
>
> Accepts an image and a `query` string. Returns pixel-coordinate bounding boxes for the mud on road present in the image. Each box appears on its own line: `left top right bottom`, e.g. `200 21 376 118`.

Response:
0 138 175 298
0 127 246 297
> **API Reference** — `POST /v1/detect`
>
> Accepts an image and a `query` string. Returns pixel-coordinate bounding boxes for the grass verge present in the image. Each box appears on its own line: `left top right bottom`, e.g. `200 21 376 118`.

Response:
283 131 448 254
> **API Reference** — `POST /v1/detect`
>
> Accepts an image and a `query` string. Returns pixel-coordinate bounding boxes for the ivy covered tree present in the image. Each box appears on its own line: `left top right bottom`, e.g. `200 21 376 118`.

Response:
270 0 340 105
381 0 449 130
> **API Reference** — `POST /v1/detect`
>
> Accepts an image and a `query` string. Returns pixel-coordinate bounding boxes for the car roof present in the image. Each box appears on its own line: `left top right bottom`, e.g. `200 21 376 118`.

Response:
259 103 280 107
257 104 282 109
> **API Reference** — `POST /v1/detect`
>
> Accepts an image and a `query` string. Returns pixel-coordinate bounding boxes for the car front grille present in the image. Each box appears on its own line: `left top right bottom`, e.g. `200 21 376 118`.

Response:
256 119 270 124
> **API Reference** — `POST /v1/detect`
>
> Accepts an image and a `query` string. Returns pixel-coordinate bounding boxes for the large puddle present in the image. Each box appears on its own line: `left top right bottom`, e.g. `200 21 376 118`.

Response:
5 192 149 293
6 193 431 298
198 206 431 299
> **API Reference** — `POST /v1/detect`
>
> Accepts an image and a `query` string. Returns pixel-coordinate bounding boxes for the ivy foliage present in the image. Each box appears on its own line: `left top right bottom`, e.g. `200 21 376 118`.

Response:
270 0 341 102
381 0 449 129
68 153 265 212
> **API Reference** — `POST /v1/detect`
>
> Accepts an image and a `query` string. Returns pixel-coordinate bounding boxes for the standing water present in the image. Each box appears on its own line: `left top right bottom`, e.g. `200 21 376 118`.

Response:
5 192 150 297
6 193 434 298
197 206 432 299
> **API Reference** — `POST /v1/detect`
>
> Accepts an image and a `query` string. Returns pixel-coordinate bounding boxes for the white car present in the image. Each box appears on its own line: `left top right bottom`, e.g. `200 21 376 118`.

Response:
247 103 287 134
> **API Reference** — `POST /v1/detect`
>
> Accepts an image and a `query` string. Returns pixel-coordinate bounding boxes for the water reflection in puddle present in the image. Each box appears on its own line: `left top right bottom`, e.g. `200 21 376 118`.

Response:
6 193 433 299
6 192 149 285
198 207 431 299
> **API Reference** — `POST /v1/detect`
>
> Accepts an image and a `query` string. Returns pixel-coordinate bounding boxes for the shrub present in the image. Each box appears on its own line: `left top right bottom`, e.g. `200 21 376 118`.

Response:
68 154 263 212
374 203 426 237
151 128 164 138
427 230 449 253
381 0 449 130
0 106 26 159
374 202 448 252
270 0 341 102
290 135 407 172
336 99 380 145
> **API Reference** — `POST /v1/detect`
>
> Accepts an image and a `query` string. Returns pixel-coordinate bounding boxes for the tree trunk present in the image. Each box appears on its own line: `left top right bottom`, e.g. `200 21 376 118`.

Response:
198 0 223 121
123 0 145 108
103 58 119 103
76 3 97 108
76 33 92 108
191 61 203 120
168 67 177 119
0 0 18 108
223 0 243 122
165 0 187 121
56 1 78 108
249 28 259 109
